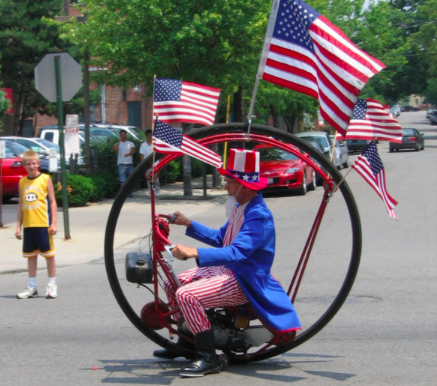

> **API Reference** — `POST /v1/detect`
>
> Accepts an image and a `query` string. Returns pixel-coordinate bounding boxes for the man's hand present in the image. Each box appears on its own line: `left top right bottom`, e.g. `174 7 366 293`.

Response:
172 211 192 227
15 229 22 240
171 244 198 260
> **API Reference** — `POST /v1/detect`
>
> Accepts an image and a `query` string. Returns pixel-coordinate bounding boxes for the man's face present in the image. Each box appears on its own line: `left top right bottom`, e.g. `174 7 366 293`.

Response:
120 132 127 141
146 132 152 142
225 177 241 196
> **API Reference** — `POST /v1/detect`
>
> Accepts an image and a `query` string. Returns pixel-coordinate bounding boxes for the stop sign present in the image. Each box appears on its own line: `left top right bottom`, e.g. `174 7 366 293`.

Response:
34 53 82 102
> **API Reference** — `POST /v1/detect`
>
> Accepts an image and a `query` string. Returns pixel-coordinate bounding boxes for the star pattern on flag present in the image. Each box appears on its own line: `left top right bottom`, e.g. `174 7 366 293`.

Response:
362 143 384 176
351 99 367 120
154 79 182 102
274 1 316 51
153 120 183 148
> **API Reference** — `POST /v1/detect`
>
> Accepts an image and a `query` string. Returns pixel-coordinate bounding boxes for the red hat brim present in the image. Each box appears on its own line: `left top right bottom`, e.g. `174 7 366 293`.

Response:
218 168 268 191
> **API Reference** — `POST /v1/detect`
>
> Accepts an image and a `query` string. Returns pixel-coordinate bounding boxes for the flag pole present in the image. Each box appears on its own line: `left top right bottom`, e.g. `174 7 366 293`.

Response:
151 75 157 190
333 167 354 193
223 94 231 168
247 0 279 135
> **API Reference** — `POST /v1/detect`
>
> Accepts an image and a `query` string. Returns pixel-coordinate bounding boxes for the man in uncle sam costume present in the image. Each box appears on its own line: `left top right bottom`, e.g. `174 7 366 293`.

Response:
156 148 301 377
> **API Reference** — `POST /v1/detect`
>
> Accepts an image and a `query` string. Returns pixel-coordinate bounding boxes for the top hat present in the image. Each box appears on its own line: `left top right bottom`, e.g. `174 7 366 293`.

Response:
218 148 268 191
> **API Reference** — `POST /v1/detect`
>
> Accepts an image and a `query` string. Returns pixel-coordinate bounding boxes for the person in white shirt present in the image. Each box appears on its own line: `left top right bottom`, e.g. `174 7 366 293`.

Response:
113 130 135 196
139 129 160 196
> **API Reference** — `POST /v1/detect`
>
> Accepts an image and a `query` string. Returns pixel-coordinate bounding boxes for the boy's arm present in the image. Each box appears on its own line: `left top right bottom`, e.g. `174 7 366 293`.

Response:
15 187 23 239
46 177 57 235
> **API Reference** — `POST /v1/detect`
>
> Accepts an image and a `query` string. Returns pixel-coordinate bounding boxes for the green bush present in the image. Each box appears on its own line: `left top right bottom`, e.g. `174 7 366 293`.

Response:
89 171 119 201
54 173 95 207
162 160 181 183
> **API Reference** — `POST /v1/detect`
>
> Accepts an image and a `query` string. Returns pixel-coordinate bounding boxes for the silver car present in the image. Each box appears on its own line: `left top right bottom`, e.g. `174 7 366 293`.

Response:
296 131 343 169
329 135 349 169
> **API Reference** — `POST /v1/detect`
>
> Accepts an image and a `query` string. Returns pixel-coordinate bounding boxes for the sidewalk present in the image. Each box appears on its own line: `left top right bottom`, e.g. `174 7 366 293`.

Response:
0 177 227 274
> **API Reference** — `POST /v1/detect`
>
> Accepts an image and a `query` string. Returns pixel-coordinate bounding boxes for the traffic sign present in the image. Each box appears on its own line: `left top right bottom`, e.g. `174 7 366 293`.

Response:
34 53 82 102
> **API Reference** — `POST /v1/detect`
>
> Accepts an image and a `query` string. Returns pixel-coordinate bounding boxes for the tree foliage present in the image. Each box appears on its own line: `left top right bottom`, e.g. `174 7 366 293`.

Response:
0 0 66 133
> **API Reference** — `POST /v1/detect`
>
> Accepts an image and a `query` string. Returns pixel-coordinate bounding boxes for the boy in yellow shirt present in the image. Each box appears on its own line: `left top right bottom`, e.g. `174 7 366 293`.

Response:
15 150 58 299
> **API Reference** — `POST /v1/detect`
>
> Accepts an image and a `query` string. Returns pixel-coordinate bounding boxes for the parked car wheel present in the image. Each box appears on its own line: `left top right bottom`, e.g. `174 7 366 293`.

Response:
308 170 316 191
298 174 307 195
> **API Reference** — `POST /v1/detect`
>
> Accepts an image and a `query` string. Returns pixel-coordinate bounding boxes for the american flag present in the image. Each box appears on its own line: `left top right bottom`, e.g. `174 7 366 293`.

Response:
257 0 385 136
344 99 402 142
153 78 220 127
152 120 222 168
352 141 398 219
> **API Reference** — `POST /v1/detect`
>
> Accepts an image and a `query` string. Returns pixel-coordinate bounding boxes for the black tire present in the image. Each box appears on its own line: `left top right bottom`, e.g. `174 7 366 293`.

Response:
297 173 307 195
104 123 362 362
307 170 316 191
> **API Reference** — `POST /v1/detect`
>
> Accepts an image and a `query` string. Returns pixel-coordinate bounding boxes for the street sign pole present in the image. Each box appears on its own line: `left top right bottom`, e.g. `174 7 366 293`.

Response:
54 55 71 239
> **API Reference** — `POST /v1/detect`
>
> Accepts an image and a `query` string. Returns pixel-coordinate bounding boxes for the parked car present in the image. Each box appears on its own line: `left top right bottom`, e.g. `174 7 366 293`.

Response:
1 136 61 160
429 111 437 125
329 135 349 168
39 125 118 144
346 139 370 153
255 144 316 195
4 141 62 173
1 148 26 201
92 123 145 141
390 106 401 117
295 131 342 170
426 108 436 119
302 137 328 186
401 105 419 112
389 128 425 152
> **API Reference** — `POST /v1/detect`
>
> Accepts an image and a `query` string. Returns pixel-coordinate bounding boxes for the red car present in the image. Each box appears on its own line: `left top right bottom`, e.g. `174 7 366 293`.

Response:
256 145 316 195
1 149 27 201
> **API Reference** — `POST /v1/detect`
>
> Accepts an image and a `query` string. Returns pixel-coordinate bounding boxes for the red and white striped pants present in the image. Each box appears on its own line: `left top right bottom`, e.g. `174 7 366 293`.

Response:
164 265 248 335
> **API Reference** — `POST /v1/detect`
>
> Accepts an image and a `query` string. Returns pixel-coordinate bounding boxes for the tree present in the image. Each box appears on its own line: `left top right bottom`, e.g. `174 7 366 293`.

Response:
64 0 276 194
410 0 437 105
0 61 12 119
0 0 68 134
357 0 434 104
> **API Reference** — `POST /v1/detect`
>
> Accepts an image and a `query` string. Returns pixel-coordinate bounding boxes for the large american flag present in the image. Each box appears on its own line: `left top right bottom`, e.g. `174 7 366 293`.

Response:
257 0 385 136
153 78 220 127
352 141 398 219
152 120 222 168
344 99 402 142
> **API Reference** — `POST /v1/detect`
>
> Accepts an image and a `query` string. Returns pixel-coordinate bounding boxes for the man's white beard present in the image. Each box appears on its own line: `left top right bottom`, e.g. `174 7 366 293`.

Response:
225 195 238 219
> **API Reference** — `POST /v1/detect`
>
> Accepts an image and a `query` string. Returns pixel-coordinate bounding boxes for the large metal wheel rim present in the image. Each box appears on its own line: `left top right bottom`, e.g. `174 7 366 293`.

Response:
104 122 362 362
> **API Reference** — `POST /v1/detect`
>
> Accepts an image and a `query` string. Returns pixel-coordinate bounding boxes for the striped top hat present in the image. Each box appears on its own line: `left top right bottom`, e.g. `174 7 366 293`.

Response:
218 148 268 191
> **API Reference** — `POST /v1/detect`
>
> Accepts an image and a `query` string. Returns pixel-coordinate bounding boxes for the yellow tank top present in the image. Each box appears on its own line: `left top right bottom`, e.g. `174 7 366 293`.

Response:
19 173 52 228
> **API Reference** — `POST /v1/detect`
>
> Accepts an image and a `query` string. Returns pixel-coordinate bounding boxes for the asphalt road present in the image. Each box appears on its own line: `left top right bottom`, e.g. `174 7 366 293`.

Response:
0 111 436 385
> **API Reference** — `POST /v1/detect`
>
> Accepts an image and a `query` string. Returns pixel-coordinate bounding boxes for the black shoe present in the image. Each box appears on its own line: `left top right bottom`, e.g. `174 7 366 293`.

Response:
179 330 228 377
179 353 228 377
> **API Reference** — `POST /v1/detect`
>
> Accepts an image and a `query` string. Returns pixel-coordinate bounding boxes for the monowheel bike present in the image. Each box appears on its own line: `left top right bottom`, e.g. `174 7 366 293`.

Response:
104 123 362 363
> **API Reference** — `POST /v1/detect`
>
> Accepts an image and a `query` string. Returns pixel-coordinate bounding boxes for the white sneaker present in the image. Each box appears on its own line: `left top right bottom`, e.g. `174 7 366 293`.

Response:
17 287 38 299
46 284 58 299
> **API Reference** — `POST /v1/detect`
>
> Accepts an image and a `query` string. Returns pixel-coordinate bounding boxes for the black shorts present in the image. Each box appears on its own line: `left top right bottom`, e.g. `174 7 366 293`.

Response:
22 228 55 258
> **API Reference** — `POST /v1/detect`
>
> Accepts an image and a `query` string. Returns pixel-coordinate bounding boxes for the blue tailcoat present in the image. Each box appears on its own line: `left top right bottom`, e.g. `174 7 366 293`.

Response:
186 193 301 332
